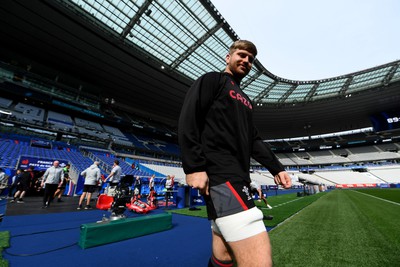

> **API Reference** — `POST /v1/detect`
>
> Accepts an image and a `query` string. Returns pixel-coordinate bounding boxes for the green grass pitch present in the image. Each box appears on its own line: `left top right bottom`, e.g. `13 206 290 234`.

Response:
171 188 400 266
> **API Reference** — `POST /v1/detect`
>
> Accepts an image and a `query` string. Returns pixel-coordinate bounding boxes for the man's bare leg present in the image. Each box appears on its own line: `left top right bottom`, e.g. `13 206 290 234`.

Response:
210 230 234 266
212 230 233 260
86 192 92 206
228 231 272 267
78 192 86 206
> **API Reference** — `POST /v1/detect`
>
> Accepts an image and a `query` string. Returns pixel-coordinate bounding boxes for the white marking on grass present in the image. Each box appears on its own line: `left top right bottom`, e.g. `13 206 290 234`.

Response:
351 190 400 206
268 193 330 232
260 197 303 210
268 208 303 233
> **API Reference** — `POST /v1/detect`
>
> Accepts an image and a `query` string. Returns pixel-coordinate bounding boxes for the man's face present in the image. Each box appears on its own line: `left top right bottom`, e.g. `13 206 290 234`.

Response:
54 161 59 167
225 49 255 79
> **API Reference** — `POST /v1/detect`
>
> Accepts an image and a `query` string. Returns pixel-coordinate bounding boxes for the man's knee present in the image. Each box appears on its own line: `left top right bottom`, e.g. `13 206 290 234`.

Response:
211 230 233 261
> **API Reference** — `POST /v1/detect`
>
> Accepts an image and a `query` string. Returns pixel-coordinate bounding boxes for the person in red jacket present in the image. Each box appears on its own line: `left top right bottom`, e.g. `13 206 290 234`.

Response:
178 40 292 267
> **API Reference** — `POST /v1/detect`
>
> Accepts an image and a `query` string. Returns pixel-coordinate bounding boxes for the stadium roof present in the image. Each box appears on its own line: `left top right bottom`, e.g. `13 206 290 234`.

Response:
0 0 399 139
68 0 400 104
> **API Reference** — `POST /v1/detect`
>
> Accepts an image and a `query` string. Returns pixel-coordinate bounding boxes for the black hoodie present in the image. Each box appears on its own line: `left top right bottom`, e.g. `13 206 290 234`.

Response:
178 72 284 184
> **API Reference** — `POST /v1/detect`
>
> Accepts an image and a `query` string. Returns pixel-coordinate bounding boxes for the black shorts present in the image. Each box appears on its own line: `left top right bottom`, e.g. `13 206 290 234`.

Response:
16 182 30 192
58 180 67 189
83 184 97 193
251 188 259 195
205 176 255 220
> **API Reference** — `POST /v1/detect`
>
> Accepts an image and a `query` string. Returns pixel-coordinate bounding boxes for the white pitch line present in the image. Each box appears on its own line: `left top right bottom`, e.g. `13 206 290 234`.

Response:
260 196 303 210
267 193 331 232
351 190 400 206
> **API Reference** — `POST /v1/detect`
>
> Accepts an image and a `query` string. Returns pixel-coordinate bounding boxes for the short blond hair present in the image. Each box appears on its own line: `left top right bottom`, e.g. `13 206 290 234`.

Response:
229 40 257 57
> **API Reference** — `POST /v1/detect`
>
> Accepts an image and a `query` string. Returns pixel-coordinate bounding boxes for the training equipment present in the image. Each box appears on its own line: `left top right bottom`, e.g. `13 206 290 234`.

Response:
79 213 172 249
126 195 151 213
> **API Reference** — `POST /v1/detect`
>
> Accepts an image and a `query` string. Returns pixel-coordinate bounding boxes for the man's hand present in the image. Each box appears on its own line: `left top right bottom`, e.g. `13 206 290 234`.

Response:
186 171 209 195
274 171 292 189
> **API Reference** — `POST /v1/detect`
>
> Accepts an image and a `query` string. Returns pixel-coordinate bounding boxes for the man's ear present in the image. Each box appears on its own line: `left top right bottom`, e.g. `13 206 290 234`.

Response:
225 53 231 64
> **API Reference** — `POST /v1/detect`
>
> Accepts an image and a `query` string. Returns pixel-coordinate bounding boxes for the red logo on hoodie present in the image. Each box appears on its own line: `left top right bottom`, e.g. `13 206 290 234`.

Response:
229 90 253 110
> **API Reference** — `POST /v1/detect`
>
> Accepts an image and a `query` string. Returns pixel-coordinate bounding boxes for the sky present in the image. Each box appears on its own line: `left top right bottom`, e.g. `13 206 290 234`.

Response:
211 0 400 81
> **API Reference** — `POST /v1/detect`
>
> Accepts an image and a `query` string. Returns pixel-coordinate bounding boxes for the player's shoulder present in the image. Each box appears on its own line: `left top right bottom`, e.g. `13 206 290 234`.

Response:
199 71 225 81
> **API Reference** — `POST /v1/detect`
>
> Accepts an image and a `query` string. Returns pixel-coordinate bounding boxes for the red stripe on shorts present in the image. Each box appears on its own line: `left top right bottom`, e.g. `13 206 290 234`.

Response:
225 181 248 211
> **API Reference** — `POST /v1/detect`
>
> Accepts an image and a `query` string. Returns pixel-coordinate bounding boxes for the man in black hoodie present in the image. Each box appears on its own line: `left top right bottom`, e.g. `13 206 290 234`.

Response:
178 40 292 267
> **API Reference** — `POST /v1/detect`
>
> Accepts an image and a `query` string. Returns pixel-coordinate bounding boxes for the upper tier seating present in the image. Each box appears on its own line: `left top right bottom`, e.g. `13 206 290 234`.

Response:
74 117 104 131
47 110 74 131
0 97 12 108
13 102 45 124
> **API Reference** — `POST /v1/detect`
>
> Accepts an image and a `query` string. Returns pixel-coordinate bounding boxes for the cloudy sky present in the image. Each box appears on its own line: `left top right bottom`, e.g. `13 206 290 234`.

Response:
211 0 400 80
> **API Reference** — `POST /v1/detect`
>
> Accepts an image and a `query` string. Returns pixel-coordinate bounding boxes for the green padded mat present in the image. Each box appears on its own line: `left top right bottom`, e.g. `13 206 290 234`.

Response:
79 213 172 249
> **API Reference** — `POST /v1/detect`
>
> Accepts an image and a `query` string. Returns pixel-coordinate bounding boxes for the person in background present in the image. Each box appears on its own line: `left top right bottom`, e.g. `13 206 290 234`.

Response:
149 174 155 194
147 174 157 206
165 175 174 200
41 161 64 208
133 176 142 197
105 160 122 186
8 169 23 199
178 40 292 267
54 163 70 202
77 161 101 210
165 175 174 199
250 179 272 209
11 166 34 203
0 168 8 199
0 168 5 182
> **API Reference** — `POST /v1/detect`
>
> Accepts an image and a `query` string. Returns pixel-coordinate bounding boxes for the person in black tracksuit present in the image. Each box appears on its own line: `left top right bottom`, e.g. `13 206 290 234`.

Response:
11 166 34 203
178 40 292 267
8 169 22 198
